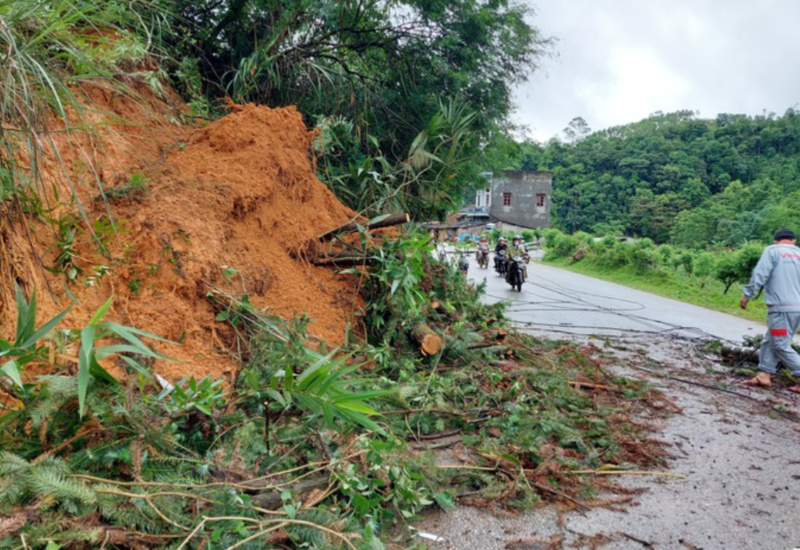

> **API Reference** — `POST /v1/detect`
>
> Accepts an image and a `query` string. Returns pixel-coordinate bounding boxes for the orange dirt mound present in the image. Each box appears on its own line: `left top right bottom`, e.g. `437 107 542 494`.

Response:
3 94 364 382
110 104 362 379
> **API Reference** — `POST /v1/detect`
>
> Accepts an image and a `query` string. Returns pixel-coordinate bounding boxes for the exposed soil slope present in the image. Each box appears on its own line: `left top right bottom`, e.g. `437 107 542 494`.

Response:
2 87 362 381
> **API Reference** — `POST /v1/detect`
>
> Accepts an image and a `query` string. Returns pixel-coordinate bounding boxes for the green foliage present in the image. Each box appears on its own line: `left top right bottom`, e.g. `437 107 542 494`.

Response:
513 109 800 247
333 437 440 523
209 289 391 433
47 213 81 281
256 349 389 433
0 284 71 390
316 100 480 219
160 376 226 416
714 243 763 293
104 172 149 200
0 284 170 418
162 0 549 220
0 0 165 220
355 230 435 348
543 231 580 260
521 229 536 243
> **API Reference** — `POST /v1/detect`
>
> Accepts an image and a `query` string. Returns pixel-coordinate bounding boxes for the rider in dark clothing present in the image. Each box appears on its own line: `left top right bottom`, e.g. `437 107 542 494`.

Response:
494 237 508 271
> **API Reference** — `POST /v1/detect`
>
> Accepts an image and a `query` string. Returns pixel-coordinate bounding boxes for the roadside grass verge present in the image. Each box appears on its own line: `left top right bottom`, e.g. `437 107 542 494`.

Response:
542 257 768 326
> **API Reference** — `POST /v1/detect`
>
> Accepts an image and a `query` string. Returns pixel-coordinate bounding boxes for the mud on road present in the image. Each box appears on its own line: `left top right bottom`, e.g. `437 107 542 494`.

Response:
409 332 800 550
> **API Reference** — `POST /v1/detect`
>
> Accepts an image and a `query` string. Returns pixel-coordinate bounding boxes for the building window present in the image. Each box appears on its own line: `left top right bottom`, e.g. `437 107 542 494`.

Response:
536 194 546 207
503 192 512 206
476 194 481 207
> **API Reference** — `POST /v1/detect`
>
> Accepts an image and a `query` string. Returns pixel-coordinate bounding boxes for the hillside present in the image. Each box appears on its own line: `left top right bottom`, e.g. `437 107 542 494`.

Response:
517 109 800 246
2 84 363 381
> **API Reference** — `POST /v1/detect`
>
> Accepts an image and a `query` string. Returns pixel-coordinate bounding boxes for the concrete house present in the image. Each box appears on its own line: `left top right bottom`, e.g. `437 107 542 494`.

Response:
471 170 552 230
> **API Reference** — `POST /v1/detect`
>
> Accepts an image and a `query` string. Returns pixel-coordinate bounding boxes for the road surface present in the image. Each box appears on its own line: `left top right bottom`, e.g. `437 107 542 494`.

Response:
411 249 800 550
466 252 765 344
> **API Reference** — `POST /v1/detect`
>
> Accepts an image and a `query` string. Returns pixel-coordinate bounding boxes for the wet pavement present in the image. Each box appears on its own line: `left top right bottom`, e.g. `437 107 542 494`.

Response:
412 249 800 550
466 250 765 344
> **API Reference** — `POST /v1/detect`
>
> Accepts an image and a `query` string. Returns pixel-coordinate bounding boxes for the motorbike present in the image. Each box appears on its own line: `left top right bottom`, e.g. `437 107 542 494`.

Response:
458 255 469 275
522 251 530 264
477 248 489 269
505 255 524 292
494 254 507 276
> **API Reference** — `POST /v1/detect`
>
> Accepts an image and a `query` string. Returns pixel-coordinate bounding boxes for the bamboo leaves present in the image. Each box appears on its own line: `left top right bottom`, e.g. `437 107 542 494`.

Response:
0 285 173 417
77 296 174 417
1 284 71 390
211 289 391 433
268 351 390 433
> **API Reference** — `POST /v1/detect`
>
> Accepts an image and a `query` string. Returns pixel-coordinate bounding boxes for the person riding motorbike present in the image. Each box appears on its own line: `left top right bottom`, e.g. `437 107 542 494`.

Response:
494 237 508 273
477 237 490 268
505 235 528 280
458 253 469 275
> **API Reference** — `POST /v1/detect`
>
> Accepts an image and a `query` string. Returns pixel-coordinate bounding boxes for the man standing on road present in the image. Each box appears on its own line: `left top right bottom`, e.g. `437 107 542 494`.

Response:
741 228 800 392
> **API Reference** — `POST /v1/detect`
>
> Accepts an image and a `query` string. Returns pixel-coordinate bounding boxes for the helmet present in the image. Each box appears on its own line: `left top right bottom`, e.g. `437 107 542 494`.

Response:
499 237 507 242
513 235 523 241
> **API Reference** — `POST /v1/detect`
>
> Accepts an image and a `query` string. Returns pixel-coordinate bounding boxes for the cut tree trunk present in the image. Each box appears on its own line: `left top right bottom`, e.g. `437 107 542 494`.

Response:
311 251 376 267
411 323 443 356
316 213 410 242
720 344 759 363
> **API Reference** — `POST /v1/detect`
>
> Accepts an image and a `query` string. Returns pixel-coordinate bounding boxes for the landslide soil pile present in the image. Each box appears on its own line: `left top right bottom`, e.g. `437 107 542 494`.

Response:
2 90 362 381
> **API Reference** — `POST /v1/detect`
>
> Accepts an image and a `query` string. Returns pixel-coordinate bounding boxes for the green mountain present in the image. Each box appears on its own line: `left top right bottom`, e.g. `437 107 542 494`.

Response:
516 109 800 247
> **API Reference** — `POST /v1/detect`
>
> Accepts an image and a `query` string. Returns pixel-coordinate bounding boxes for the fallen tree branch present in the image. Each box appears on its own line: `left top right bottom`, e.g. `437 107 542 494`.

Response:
311 254 376 267
570 469 686 479
316 212 410 242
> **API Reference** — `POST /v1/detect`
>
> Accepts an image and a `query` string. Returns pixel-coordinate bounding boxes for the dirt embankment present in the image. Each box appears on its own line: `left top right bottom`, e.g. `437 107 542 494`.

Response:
2 84 363 381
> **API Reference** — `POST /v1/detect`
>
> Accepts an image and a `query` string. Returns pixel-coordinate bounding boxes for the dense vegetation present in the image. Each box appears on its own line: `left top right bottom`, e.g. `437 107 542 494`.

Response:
514 110 800 247
0 0 549 222
161 0 550 219
1 230 665 549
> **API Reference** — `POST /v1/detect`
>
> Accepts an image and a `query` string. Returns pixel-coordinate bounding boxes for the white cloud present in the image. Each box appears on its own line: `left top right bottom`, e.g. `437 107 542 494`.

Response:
515 0 800 142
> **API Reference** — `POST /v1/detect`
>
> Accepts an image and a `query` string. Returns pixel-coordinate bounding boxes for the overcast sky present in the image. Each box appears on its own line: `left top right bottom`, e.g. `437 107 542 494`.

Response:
514 0 800 142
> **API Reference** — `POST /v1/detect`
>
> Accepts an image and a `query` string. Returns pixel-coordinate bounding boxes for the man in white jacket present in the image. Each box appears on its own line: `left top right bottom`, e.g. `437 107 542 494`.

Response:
741 228 800 392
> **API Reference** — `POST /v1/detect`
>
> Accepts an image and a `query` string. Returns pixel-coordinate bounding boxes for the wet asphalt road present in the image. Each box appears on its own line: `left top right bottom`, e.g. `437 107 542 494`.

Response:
466 251 765 344
414 248 800 550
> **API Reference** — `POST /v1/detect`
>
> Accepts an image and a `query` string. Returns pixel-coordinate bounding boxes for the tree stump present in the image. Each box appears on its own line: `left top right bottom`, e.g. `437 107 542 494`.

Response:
411 323 443 356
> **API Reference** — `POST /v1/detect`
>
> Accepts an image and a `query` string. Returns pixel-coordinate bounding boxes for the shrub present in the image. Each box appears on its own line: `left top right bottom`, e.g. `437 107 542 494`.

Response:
715 242 763 293
694 252 718 281
626 245 659 274
596 241 629 269
573 231 594 245
521 229 536 243
543 228 562 250
656 244 674 265
679 251 696 275
551 233 580 259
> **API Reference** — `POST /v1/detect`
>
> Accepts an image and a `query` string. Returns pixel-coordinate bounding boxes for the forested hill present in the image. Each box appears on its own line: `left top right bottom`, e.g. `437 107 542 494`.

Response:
515 109 800 248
